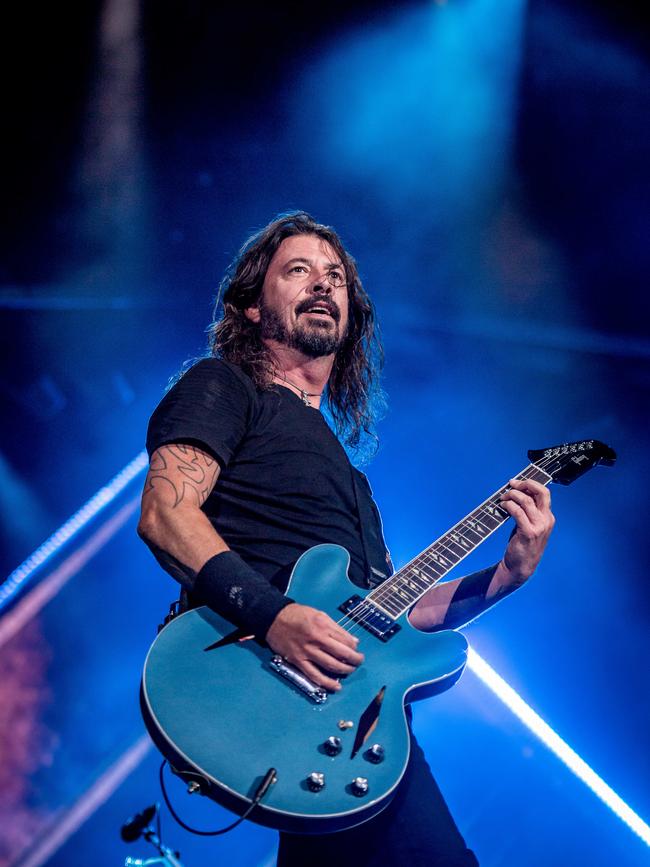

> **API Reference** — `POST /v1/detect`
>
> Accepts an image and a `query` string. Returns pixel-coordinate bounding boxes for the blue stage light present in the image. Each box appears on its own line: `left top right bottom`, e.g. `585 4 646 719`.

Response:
467 648 650 847
0 450 149 612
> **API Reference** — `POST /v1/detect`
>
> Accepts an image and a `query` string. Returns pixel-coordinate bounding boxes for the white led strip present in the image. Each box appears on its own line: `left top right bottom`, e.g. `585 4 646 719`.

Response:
467 647 650 847
0 450 149 611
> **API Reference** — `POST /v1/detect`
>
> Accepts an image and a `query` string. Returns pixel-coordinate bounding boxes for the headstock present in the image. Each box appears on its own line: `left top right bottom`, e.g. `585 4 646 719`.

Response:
528 440 616 486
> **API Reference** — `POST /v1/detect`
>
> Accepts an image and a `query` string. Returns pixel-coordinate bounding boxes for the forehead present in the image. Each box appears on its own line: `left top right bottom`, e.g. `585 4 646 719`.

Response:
270 234 341 268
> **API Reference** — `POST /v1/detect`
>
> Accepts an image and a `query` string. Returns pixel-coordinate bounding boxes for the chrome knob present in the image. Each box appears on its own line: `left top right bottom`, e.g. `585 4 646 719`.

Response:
323 736 342 756
366 743 385 764
307 771 325 792
351 776 369 797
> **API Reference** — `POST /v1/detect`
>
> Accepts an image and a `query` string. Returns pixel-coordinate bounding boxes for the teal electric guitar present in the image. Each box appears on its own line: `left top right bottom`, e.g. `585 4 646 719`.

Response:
141 440 615 834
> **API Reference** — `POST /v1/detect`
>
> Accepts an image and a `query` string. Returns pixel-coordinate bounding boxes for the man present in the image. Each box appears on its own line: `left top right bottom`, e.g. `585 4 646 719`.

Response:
138 211 554 866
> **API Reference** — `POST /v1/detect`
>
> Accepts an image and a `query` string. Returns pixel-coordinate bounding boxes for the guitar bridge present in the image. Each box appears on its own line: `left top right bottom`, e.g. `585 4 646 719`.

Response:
338 596 401 642
269 655 329 704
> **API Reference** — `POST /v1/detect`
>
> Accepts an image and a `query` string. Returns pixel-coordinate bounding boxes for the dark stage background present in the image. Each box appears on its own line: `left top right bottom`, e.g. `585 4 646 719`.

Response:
1 1 649 865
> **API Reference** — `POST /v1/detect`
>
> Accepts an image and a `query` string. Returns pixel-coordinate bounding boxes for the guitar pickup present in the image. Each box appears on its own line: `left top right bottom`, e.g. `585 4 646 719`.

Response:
338 596 401 642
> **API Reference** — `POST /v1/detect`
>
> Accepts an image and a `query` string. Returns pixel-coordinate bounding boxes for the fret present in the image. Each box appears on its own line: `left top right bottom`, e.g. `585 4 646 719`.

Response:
440 525 480 557
440 539 466 559
476 506 505 530
395 585 419 603
456 527 483 547
375 595 402 617
420 542 450 575
404 542 454 589
527 467 552 484
411 561 441 587
434 539 463 562
404 570 429 592
401 576 421 592
416 558 446 580
449 531 471 550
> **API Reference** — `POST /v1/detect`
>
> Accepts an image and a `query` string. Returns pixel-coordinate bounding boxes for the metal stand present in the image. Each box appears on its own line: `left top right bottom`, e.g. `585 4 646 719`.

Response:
121 803 184 867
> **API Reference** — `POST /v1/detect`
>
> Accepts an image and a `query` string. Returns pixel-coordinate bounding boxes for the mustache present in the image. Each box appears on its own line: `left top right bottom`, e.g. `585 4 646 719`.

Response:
296 297 341 323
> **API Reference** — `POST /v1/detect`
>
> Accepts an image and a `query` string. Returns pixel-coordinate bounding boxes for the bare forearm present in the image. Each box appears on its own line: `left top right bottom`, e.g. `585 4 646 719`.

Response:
138 503 228 587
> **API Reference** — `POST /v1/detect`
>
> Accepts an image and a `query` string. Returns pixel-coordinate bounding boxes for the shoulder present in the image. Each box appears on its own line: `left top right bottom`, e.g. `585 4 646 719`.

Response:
175 357 256 395
166 357 258 413
147 358 258 464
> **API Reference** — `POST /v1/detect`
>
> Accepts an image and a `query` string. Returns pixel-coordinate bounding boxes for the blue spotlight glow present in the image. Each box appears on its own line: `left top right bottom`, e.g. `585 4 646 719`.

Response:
291 0 526 207
467 648 650 847
0 450 149 612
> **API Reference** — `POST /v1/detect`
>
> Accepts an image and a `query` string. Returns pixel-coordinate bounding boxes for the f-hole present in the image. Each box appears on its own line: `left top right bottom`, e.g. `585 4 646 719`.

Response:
351 686 386 758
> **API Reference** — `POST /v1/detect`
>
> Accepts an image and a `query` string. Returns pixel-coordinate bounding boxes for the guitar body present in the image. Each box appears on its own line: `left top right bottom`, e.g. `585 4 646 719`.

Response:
141 544 468 834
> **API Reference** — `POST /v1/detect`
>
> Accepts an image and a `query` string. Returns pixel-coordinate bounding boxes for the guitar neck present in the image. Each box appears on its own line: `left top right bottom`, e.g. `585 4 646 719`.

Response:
367 462 552 620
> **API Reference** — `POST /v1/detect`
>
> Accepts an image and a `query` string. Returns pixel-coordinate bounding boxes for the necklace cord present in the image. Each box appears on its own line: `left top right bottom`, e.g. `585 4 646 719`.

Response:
275 372 323 405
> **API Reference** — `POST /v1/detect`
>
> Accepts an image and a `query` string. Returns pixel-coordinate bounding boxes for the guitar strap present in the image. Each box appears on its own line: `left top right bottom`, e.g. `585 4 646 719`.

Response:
348 466 394 589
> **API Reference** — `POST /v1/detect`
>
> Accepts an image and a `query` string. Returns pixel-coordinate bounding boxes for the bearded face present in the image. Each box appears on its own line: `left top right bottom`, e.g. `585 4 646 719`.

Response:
258 294 346 358
247 234 350 359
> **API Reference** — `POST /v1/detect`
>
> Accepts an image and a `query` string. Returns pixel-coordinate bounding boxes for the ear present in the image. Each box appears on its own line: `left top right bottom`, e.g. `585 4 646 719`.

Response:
244 305 261 323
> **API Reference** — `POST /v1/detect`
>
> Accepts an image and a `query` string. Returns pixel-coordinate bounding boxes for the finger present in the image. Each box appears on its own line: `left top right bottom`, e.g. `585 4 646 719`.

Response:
300 660 342 692
310 647 358 676
322 635 365 666
311 610 360 648
498 498 534 535
325 619 361 649
501 489 539 525
509 478 551 510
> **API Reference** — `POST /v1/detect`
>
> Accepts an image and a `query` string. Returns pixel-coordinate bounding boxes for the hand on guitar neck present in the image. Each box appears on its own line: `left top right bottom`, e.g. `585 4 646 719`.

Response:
495 476 555 583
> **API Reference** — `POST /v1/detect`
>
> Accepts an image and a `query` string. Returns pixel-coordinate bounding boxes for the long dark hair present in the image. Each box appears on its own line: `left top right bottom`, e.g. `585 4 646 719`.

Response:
207 211 385 457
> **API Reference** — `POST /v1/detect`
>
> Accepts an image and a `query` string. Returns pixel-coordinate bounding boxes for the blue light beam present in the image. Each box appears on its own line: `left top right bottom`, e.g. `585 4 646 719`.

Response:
467 647 650 847
0 450 149 612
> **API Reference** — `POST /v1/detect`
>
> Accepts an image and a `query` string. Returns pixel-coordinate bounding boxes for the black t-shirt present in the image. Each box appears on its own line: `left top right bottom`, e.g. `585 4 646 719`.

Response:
146 359 392 596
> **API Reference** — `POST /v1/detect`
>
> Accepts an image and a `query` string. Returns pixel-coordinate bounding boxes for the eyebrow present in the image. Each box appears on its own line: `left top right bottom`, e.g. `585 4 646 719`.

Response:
284 257 344 270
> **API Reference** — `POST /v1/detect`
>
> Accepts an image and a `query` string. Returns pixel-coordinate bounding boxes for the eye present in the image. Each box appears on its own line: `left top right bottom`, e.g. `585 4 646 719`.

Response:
328 270 345 286
289 265 308 274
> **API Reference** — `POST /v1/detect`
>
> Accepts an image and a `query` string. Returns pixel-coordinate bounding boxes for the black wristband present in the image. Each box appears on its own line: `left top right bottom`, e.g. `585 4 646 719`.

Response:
450 564 499 603
443 563 509 630
194 550 294 638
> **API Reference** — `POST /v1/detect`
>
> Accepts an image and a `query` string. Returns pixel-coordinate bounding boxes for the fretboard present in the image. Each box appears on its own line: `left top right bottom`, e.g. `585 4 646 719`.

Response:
367 463 552 620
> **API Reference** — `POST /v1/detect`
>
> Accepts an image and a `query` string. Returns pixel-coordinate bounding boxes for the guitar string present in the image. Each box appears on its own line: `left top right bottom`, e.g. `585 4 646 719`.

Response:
334 454 560 644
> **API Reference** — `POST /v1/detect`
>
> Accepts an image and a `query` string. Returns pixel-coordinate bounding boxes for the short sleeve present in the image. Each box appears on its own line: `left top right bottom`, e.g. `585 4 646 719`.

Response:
146 359 255 467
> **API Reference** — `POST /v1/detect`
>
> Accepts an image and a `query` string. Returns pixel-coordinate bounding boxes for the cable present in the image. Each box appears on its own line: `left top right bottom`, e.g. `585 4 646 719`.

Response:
159 761 276 837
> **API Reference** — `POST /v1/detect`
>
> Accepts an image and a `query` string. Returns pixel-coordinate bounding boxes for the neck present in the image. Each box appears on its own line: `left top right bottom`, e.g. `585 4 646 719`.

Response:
265 341 334 409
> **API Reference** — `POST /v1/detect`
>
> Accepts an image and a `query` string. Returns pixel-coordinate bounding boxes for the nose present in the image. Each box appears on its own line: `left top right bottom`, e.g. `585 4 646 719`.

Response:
309 275 333 295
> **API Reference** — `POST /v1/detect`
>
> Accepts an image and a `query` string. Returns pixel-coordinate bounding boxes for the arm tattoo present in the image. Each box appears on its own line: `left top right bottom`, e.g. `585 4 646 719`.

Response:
143 444 220 508
147 541 198 587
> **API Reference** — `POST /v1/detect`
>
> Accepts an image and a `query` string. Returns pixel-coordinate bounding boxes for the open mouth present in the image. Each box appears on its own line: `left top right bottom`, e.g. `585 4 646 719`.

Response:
299 302 339 322
305 307 333 317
